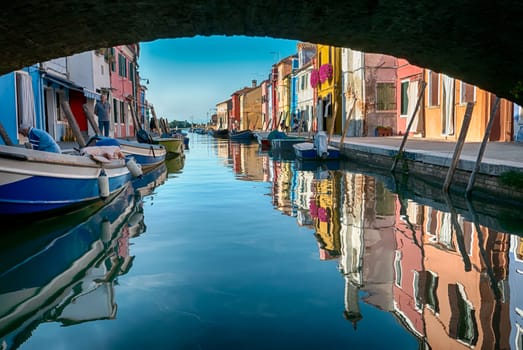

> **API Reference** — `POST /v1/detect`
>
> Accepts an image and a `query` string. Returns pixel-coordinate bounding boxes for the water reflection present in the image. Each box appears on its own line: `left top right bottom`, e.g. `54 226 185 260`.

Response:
0 167 166 349
227 139 523 349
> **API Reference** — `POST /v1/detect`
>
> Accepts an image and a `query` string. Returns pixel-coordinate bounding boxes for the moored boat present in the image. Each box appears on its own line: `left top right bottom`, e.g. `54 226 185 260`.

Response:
229 129 254 141
292 131 340 160
153 136 184 155
0 145 133 218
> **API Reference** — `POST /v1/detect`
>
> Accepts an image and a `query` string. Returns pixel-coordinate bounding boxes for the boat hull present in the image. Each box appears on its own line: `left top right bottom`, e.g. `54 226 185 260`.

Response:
0 145 131 217
153 137 184 155
118 139 167 171
293 142 341 160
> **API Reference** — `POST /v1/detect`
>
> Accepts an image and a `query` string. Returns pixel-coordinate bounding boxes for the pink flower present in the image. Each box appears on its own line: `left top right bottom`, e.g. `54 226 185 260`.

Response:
319 64 333 83
310 69 320 88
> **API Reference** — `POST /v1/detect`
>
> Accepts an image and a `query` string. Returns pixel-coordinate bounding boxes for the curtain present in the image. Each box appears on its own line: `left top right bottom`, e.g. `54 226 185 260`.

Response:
442 74 455 135
16 72 36 127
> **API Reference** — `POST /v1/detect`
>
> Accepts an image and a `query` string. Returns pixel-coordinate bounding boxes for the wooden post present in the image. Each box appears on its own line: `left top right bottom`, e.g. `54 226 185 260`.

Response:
129 102 142 133
60 98 86 147
0 121 14 146
82 104 101 135
391 81 426 172
151 105 160 134
328 100 338 143
442 102 475 193
339 98 357 146
465 96 500 197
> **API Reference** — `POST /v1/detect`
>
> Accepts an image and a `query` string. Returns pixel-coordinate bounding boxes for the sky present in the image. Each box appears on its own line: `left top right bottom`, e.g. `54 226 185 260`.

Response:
138 35 299 123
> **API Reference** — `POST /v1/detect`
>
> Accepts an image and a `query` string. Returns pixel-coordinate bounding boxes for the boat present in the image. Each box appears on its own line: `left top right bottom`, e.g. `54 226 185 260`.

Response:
0 145 135 218
229 129 254 141
292 131 341 161
254 131 271 150
87 136 167 173
117 139 167 172
152 135 184 155
209 128 229 139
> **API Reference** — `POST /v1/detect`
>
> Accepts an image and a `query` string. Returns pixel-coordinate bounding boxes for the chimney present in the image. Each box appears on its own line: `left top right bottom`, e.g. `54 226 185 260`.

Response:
252 79 257 88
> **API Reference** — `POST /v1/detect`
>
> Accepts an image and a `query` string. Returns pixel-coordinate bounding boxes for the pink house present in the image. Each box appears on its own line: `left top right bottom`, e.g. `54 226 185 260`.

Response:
109 44 139 138
396 59 424 135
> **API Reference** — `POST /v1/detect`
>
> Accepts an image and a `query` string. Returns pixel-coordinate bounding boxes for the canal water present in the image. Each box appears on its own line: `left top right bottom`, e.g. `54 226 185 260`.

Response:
2 132 523 349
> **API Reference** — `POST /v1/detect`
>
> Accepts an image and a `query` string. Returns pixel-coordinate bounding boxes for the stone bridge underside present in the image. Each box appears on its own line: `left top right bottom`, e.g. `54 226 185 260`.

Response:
3 1 523 104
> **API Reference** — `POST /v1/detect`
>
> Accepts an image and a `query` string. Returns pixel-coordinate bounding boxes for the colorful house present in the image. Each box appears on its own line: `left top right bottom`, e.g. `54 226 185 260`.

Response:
396 59 424 136
275 55 296 130
241 80 262 130
313 44 342 134
423 70 513 141
108 44 140 138
215 98 231 130
295 42 316 132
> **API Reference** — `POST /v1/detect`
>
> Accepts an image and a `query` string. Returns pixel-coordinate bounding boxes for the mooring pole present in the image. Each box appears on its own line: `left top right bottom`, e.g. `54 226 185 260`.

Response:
60 97 86 147
391 81 426 172
339 98 357 146
465 96 500 197
442 102 475 193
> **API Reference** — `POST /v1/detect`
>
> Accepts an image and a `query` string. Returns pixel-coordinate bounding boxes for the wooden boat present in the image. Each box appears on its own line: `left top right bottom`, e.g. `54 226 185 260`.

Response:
271 136 310 153
152 135 184 155
0 145 134 218
292 132 340 160
117 139 167 172
229 129 254 140
254 131 271 149
86 135 167 173
209 128 229 139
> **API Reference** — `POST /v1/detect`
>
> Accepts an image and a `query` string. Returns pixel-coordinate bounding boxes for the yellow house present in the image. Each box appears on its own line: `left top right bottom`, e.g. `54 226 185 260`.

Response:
424 71 513 141
315 44 342 134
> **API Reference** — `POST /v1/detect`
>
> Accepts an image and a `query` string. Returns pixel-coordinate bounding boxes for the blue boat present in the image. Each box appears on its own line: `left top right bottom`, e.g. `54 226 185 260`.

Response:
0 145 133 218
229 129 254 141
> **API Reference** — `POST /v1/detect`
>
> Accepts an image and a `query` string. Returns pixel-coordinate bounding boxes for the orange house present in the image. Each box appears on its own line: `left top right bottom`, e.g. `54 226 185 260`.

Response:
423 70 513 141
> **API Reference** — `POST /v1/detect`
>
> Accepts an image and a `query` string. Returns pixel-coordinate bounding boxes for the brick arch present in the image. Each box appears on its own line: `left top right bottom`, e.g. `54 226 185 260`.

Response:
2 1 523 104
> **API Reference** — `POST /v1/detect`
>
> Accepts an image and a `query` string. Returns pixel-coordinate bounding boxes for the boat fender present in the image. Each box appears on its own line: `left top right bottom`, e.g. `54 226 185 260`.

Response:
126 157 143 178
98 169 110 198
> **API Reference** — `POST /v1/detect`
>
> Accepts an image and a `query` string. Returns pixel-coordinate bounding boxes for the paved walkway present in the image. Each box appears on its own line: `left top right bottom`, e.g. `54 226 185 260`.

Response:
329 135 523 176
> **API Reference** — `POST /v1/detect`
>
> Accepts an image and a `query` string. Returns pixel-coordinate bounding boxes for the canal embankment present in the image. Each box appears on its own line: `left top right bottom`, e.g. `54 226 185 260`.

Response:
331 136 523 203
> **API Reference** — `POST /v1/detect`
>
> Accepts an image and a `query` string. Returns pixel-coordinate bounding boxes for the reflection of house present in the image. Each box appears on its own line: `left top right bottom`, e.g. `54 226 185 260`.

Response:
509 236 523 349
338 175 396 328
422 207 511 349
310 170 341 259
391 197 426 343
271 161 294 216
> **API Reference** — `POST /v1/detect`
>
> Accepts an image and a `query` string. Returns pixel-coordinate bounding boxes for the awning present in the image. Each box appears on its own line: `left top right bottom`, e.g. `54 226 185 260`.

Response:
43 74 82 92
83 88 100 100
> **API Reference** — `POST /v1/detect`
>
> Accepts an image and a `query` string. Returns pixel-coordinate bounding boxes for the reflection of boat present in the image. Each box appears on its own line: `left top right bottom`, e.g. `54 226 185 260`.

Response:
295 159 341 171
165 154 185 174
0 144 132 218
132 162 168 196
0 184 143 349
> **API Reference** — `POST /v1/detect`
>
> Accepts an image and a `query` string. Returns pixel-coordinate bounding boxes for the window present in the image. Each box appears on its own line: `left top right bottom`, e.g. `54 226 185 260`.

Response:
118 53 127 78
428 70 439 106
376 82 396 111
394 250 402 286
460 82 475 103
414 270 439 313
113 99 119 123
448 283 478 346
108 48 116 72
129 62 135 83
400 81 409 116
